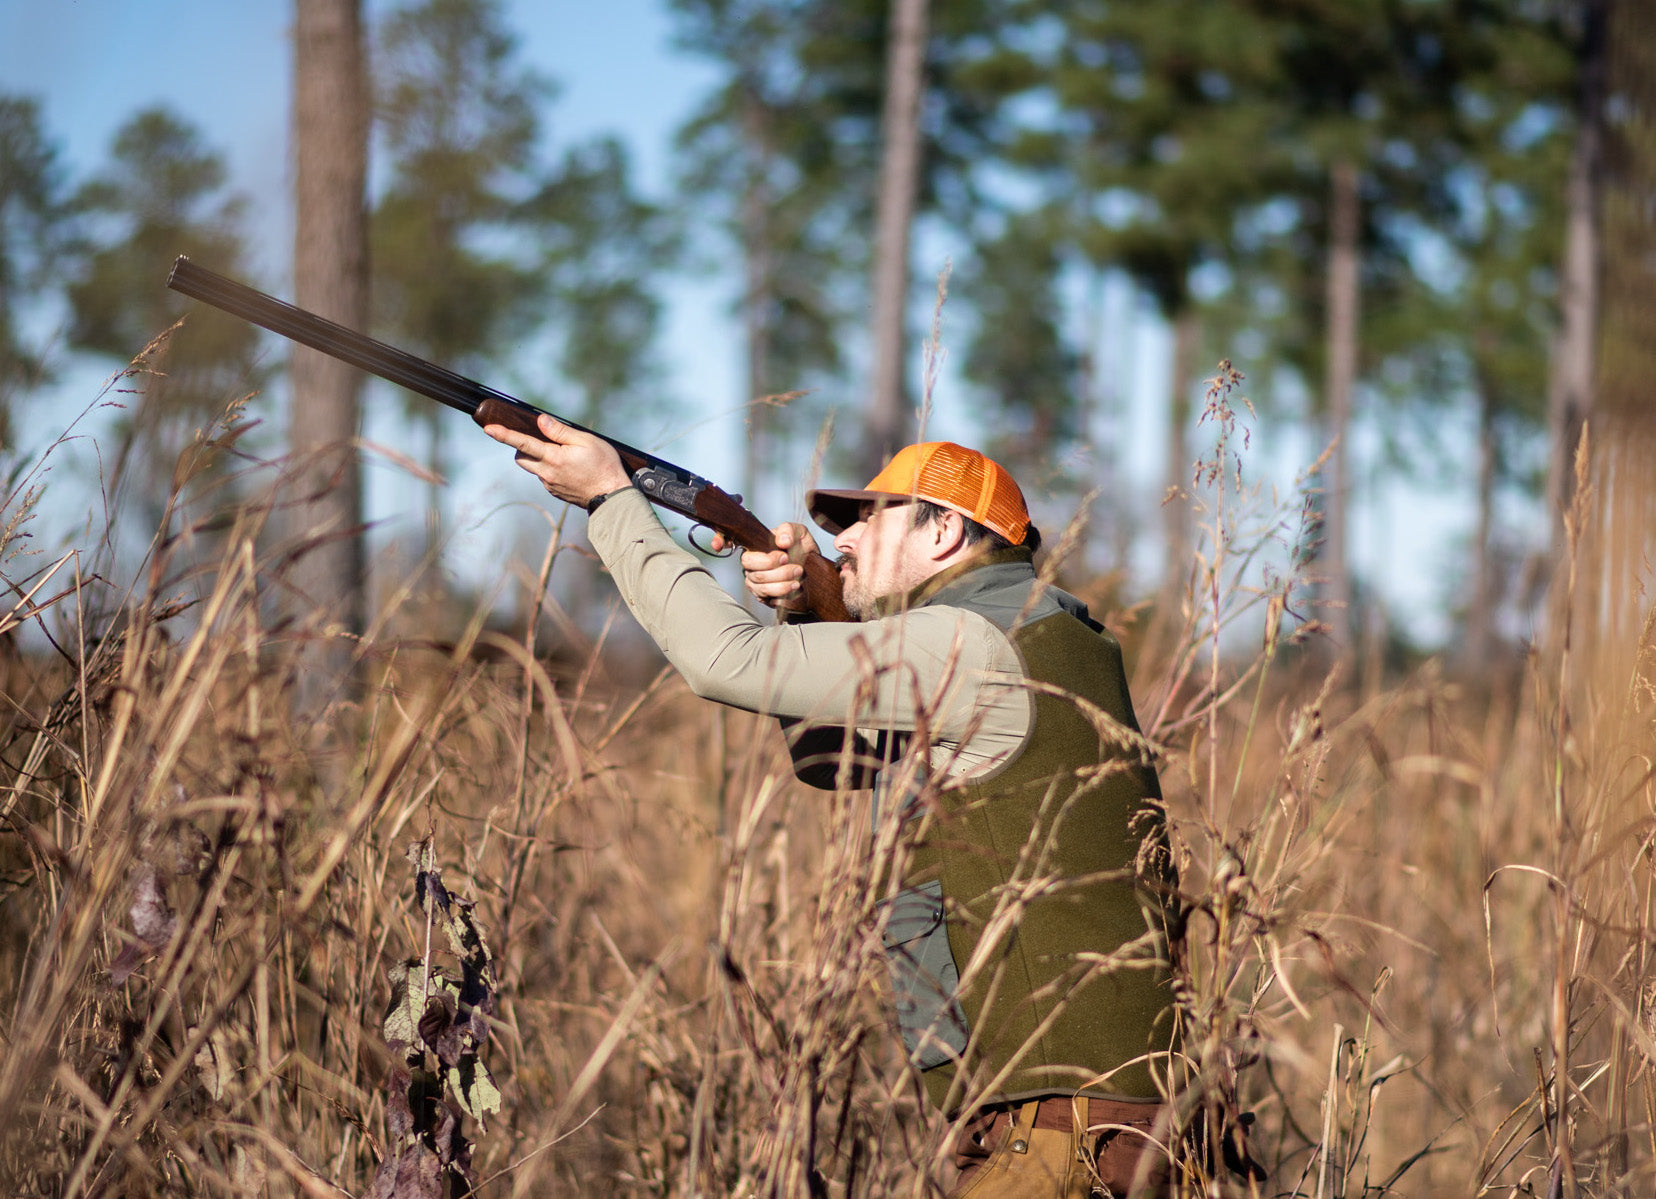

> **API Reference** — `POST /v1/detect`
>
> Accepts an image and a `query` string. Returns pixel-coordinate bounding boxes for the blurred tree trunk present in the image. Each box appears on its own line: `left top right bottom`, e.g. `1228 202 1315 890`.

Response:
740 89 775 509
1544 0 1606 603
1465 370 1498 673
1322 157 1360 654
1159 307 1197 602
68 110 261 532
0 97 70 443
863 0 927 476
291 0 368 693
1586 0 1656 662
1075 267 1107 569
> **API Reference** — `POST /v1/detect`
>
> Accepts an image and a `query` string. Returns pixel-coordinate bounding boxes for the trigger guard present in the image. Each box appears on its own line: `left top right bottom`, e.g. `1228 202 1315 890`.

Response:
688 525 735 558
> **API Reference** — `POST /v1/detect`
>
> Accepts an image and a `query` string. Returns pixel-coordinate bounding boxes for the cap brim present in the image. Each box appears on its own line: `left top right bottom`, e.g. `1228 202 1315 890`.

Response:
806 488 916 536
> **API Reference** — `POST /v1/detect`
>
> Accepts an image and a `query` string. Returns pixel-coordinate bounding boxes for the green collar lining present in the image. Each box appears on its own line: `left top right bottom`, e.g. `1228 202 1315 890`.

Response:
872 545 1037 619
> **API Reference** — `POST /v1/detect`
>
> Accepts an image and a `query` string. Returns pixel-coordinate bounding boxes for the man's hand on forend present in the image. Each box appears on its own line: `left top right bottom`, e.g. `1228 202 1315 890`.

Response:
485 413 632 508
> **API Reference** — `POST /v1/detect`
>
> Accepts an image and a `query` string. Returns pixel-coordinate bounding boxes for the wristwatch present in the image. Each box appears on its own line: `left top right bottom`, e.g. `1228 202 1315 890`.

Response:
585 485 631 515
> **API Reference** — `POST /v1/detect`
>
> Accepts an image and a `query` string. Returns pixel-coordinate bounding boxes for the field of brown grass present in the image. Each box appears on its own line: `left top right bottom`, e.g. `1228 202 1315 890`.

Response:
2 374 1652 1197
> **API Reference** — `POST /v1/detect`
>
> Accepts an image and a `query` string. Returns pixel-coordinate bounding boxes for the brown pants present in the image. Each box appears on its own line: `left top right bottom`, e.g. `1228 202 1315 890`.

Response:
948 1097 1168 1198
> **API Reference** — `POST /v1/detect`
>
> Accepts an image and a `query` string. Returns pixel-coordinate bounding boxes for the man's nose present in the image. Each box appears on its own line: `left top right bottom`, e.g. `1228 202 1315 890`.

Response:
833 522 865 557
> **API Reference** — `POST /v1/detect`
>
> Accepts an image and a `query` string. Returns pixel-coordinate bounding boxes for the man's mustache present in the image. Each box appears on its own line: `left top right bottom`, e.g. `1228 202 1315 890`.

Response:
836 553 857 573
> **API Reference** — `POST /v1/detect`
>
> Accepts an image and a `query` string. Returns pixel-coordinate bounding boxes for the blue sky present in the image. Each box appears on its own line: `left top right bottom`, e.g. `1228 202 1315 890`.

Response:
1 0 1476 646
3 0 704 224
2 0 753 591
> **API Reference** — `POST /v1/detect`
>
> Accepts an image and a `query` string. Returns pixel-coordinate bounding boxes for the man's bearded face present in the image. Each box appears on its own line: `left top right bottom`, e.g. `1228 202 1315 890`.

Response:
833 500 929 619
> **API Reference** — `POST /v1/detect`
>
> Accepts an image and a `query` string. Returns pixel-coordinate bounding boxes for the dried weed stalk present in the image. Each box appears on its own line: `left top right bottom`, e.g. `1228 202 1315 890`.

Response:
2 362 1654 1199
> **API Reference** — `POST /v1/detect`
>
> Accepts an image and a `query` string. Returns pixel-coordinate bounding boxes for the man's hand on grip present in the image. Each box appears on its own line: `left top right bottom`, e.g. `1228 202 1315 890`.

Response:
711 522 821 612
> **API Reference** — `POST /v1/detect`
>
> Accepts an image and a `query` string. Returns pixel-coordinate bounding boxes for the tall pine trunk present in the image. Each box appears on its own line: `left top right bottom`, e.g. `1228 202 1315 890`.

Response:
291 0 368 692
740 88 775 510
863 0 927 477
1074 267 1108 570
1159 307 1198 602
1465 373 1498 673
1322 157 1361 655
425 407 443 554
1544 0 1605 614
1580 0 1656 672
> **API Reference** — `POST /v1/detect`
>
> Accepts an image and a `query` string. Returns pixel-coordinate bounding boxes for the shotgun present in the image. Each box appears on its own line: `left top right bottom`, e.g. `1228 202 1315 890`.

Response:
167 255 850 622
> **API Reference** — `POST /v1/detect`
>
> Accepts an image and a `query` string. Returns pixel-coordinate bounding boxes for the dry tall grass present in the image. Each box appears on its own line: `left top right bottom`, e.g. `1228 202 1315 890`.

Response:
2 361 1652 1197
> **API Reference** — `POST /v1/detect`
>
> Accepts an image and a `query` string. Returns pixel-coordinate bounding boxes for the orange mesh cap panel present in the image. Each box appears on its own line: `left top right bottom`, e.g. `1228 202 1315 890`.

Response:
807 441 1031 545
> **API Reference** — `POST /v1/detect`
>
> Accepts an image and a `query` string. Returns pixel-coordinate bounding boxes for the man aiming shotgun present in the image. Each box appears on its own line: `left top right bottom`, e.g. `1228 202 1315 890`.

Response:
490 418 1178 1197
169 258 1180 1196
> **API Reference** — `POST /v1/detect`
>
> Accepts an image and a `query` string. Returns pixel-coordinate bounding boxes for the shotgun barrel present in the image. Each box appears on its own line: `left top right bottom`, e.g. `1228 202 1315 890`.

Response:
167 255 850 622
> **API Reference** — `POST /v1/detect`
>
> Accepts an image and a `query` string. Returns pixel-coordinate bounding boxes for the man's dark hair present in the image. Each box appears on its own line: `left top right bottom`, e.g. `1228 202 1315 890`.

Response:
911 500 1042 554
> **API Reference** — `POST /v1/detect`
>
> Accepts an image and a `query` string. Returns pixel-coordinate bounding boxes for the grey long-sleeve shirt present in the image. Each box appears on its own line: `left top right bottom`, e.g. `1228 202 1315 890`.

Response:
586 487 1031 779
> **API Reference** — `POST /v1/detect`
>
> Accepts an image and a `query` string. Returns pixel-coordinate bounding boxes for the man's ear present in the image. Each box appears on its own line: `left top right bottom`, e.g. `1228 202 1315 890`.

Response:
928 509 968 560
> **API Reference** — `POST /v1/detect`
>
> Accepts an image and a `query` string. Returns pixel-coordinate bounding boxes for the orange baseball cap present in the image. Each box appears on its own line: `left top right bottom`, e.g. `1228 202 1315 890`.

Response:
807 441 1032 546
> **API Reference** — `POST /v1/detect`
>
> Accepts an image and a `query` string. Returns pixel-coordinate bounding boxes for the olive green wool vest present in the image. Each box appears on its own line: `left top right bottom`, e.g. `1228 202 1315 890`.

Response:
894 549 1176 1111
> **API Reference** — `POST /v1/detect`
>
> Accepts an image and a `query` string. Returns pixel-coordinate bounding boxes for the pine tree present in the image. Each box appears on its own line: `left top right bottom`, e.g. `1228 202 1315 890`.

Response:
0 95 73 442
67 108 260 501
522 135 676 428
374 0 669 549
670 0 863 507
1543 0 1606 613
1587 0 1656 664
1396 4 1573 670
864 0 928 476
1039 2 1508 646
847 0 1027 474
959 208 1076 473
1255 0 1478 654
372 0 546 540
1242 0 1577 659
671 0 1012 498
290 0 370 696
990 0 1292 599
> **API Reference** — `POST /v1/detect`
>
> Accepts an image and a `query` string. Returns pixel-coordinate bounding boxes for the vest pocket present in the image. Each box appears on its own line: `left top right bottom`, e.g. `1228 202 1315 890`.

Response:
880 879 971 1071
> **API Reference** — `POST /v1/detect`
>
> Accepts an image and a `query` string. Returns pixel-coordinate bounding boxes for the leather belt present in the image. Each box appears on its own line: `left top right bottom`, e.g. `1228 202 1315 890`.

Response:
976 1096 1162 1143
